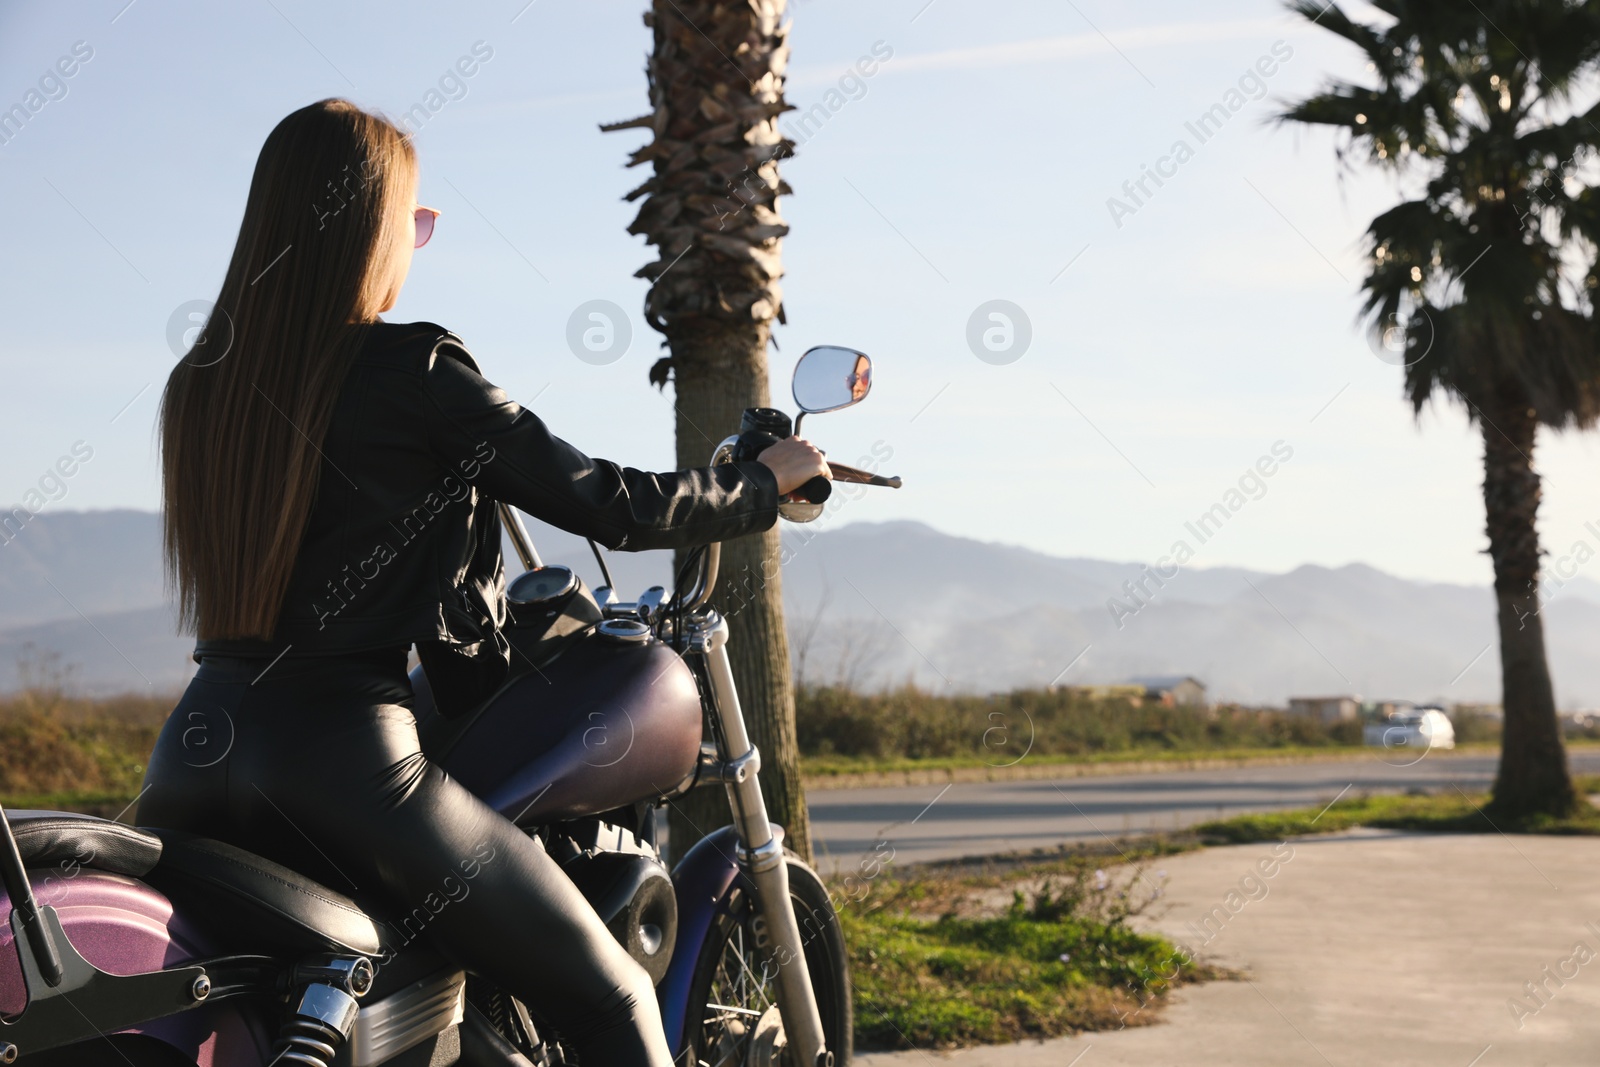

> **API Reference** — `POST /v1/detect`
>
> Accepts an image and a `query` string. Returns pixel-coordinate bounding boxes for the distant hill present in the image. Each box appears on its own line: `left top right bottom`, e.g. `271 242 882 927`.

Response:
3 510 1599 707
0 509 166 630
776 520 1600 707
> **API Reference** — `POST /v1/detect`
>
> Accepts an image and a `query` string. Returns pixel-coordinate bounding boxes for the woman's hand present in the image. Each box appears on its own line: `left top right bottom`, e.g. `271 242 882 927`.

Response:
757 437 831 496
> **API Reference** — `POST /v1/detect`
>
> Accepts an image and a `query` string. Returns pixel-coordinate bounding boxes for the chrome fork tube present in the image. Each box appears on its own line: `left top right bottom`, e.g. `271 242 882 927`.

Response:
497 502 541 571
693 613 830 1067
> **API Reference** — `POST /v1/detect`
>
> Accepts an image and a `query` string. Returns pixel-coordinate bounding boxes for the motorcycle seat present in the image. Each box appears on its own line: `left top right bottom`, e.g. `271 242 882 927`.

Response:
142 828 387 959
8 809 164 878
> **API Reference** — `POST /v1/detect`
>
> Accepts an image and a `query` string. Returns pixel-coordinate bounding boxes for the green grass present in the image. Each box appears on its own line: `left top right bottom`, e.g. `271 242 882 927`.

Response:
834 846 1222 1049
798 742 1509 779
1195 786 1600 844
0 791 143 818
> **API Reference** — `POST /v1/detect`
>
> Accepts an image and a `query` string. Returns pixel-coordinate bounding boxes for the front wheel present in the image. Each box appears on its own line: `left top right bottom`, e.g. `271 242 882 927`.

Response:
684 851 852 1067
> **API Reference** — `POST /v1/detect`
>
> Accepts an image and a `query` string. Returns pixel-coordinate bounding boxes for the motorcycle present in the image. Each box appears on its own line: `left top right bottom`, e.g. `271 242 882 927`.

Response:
0 344 900 1067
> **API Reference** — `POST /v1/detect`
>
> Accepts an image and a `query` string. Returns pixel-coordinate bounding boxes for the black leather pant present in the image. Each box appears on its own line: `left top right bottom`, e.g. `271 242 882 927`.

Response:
138 647 672 1067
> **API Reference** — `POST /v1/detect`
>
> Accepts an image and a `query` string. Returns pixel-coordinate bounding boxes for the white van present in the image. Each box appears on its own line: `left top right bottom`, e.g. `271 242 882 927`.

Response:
1364 707 1456 750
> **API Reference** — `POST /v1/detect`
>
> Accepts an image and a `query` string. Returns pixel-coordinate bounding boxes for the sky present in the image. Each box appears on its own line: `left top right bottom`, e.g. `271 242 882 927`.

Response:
2 0 1599 588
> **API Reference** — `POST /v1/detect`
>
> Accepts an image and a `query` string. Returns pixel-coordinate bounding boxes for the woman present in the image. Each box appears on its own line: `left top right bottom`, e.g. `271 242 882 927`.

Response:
137 98 828 1066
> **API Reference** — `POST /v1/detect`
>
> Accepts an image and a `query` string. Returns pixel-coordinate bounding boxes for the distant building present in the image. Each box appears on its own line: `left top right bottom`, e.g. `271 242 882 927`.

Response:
1061 684 1148 706
1131 675 1207 708
1288 696 1360 723
1365 699 1416 720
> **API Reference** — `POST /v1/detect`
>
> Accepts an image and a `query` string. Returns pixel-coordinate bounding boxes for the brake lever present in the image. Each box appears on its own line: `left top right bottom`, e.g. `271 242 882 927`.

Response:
825 461 903 488
786 461 900 506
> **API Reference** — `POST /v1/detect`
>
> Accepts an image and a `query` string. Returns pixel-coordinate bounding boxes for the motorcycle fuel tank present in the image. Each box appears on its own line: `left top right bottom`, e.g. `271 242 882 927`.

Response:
423 628 704 826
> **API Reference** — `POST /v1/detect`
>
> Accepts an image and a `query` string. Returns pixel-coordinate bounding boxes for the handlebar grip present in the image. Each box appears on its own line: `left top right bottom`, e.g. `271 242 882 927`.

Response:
794 475 832 505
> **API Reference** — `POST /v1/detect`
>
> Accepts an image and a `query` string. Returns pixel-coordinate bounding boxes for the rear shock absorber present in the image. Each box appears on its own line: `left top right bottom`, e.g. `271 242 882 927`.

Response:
271 956 374 1067
273 984 360 1066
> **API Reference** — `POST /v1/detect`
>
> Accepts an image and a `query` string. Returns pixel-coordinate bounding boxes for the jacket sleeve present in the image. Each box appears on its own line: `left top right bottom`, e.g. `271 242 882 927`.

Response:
417 337 780 552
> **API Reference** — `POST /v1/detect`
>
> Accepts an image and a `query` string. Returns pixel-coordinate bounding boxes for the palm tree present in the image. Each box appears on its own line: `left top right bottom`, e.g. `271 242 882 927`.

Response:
1281 0 1600 818
602 0 813 858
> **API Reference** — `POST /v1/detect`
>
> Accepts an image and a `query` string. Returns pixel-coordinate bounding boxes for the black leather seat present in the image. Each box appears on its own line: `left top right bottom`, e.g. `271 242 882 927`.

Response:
142 828 387 958
9 809 164 878
8 810 387 960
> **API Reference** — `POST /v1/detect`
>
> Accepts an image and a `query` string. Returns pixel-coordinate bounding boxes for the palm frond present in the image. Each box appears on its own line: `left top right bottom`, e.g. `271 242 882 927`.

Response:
1281 0 1600 426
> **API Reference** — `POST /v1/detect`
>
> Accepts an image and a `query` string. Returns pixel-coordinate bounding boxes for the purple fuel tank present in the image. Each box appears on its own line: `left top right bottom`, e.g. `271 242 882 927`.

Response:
420 630 704 825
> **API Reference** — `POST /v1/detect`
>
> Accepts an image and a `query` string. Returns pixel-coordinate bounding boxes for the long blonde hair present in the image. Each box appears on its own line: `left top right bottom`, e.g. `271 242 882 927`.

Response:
159 98 417 639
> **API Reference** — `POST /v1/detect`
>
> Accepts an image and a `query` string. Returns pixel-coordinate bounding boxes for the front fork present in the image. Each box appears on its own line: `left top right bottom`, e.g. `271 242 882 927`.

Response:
691 613 831 1067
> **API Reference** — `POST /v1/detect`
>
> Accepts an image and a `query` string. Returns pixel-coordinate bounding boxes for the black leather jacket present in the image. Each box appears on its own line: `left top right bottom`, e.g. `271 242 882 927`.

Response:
193 320 780 662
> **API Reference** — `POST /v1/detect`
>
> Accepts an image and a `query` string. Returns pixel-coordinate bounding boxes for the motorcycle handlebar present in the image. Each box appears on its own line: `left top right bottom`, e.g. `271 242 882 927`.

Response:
786 461 901 505
793 475 832 504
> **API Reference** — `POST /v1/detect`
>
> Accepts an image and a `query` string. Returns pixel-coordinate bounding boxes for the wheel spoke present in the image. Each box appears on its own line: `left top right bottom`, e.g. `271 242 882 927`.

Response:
701 902 787 1067
725 926 775 1013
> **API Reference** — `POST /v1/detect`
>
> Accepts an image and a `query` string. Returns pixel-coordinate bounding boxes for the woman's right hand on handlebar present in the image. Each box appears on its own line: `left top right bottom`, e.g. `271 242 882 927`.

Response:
757 437 831 496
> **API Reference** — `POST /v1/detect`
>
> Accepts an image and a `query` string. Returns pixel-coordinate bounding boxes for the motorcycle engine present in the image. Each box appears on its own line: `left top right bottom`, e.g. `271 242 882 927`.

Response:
556 839 678 985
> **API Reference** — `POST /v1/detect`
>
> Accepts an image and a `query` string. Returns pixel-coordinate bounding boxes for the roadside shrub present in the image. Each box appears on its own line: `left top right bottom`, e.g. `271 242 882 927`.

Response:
843 857 1217 1048
1452 710 1503 744
796 684 1359 763
0 686 171 804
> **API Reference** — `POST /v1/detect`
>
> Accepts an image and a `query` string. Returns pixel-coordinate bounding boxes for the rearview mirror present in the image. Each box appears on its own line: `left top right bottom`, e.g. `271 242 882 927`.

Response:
792 346 871 414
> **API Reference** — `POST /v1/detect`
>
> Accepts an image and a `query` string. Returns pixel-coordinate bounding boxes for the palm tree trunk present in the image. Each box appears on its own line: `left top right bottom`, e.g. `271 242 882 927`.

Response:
667 318 810 863
604 0 811 861
1482 400 1576 818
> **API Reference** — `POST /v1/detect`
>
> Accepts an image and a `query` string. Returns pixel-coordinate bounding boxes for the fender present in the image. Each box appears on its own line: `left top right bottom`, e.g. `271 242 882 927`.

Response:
0 870 268 1065
658 826 742 1055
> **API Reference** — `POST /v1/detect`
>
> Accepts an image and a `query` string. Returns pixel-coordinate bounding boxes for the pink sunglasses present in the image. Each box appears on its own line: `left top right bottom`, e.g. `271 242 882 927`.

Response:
414 206 440 248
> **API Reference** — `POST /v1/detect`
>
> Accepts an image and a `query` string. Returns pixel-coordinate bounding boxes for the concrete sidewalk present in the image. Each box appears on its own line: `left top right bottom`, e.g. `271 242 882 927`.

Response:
857 831 1600 1066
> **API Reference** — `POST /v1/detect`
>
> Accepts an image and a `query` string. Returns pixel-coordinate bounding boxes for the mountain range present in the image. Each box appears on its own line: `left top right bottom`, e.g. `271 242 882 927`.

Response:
3 509 1599 707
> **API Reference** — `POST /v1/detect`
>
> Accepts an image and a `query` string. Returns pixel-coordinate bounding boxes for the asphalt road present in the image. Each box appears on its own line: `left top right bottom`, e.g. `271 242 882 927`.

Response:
806 749 1600 874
